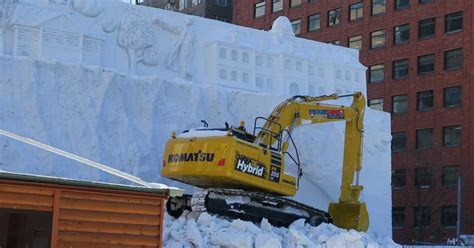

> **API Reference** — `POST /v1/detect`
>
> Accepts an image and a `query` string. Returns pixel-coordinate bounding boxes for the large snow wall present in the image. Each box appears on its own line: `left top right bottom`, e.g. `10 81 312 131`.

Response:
0 0 392 238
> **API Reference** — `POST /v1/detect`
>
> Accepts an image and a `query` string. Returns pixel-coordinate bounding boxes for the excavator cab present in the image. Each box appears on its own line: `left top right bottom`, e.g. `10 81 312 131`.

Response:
253 116 303 187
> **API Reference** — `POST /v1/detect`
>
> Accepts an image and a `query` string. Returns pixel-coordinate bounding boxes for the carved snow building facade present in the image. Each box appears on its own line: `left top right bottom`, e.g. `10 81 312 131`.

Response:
206 41 365 96
9 6 103 66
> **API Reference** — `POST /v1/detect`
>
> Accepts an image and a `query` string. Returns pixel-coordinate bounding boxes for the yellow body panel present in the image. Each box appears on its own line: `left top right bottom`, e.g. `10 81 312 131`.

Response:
162 135 297 196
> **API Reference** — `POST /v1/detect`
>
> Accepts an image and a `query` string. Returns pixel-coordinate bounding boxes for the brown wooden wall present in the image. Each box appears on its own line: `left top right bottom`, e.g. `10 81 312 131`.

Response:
0 179 165 248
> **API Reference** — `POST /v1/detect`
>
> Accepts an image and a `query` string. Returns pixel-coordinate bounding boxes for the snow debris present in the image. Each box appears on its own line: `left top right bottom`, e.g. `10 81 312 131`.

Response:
186 219 203 248
256 233 283 248
197 212 213 226
163 212 401 248
177 129 229 138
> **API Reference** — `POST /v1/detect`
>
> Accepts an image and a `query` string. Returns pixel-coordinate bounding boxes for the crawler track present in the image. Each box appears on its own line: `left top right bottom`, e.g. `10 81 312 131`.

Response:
167 188 332 227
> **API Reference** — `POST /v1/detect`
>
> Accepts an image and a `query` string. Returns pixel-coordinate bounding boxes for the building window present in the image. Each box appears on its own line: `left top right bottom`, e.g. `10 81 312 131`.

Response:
415 167 432 188
328 40 340 45
254 2 265 18
395 0 409 10
272 0 283 12
392 94 408 115
416 128 433 149
371 0 386 15
349 2 363 21
392 169 406 188
444 48 463 70
417 90 433 111
394 24 409 44
417 54 435 74
216 0 227 7
445 11 463 33
215 16 227 22
419 17 435 39
370 30 385 49
392 131 407 151
393 59 409 79
419 0 432 3
441 206 457 227
442 165 460 186
444 86 461 108
349 35 362 50
443 125 461 147
368 98 383 111
290 0 302 8
414 207 431 228
308 14 321 32
368 64 385 83
392 207 405 228
328 8 342 27
291 19 301 35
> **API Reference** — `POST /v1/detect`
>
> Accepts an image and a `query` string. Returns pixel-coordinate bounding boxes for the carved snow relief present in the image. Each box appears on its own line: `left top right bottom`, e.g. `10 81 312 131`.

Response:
2 0 366 96
14 26 40 57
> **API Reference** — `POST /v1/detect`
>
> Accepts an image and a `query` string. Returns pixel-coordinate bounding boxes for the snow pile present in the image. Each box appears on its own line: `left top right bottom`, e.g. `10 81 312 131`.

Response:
163 212 400 248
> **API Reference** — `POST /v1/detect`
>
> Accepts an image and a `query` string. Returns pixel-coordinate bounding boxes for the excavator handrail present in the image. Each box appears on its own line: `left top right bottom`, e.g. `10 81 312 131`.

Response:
281 129 302 189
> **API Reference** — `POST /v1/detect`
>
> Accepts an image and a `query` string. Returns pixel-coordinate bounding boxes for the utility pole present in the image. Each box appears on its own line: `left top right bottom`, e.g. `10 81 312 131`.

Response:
456 176 461 245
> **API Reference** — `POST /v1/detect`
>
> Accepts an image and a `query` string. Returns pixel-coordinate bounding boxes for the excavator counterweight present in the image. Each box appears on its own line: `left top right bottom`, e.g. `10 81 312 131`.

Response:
161 92 369 231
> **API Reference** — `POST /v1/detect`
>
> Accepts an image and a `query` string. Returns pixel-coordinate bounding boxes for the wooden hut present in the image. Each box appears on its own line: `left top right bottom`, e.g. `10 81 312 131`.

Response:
0 171 175 247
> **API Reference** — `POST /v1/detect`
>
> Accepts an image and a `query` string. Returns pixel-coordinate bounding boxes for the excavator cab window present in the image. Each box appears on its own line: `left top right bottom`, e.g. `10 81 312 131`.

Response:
253 117 282 152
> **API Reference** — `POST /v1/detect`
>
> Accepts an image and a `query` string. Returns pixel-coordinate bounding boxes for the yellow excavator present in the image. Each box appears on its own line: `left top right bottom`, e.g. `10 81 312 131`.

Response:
161 92 369 231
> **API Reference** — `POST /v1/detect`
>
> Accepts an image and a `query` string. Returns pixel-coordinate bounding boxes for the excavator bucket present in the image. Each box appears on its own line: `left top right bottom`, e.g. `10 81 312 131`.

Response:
328 202 369 232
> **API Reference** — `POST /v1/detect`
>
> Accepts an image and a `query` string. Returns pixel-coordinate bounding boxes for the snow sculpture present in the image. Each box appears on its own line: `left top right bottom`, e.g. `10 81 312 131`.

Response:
117 7 154 73
73 0 104 17
0 0 391 238
0 0 16 55
269 16 295 37
154 16 195 79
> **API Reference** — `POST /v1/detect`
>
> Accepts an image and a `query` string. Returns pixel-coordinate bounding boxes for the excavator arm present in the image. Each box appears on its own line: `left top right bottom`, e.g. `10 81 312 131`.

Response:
254 92 368 231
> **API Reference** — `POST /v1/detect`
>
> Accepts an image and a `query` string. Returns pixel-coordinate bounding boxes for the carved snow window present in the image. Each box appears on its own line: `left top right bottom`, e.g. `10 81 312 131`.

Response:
242 52 249 63
42 28 81 63
266 79 273 89
256 77 264 87
15 26 40 58
219 47 226 59
231 50 237 61
231 70 237 81
242 72 249 83
219 68 227 80
290 83 300 95
345 71 351 80
82 37 101 66
336 69 342 79
296 61 302 72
